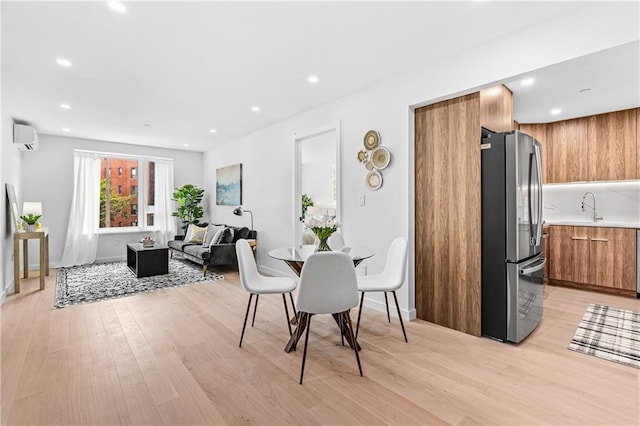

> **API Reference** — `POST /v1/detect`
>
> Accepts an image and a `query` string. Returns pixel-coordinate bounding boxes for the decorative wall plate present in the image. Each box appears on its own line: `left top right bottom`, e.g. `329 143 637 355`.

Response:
357 149 368 163
363 130 380 150
365 161 374 171
366 170 383 190
370 146 391 169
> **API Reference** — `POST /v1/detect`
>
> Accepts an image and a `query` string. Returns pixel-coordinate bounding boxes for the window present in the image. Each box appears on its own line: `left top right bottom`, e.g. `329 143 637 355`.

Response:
131 185 137 195
131 204 138 215
100 157 139 229
131 167 137 178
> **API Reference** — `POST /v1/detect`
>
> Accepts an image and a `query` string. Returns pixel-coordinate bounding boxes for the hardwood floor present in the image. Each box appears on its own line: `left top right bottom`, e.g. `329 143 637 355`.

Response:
2 269 639 425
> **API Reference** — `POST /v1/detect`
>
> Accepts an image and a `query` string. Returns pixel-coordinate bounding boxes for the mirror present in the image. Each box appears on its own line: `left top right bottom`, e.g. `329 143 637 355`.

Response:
293 122 340 247
5 183 21 233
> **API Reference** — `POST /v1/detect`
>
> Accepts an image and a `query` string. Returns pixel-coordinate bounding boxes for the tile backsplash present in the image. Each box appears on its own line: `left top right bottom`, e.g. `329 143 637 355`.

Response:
543 181 640 224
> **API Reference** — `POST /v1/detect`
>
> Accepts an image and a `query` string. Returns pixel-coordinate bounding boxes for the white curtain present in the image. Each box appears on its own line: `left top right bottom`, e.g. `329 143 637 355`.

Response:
60 151 101 267
153 159 176 246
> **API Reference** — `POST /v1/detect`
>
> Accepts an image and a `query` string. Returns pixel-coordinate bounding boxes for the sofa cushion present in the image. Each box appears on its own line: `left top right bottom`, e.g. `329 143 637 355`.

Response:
168 240 196 251
185 224 207 244
203 224 225 247
232 227 251 242
184 244 211 261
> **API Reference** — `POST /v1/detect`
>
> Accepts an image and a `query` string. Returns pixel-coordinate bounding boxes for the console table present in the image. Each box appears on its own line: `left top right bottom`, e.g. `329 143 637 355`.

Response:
13 228 49 293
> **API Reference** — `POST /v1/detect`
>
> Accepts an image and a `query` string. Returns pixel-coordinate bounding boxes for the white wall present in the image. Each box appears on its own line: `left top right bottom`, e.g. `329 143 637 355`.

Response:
203 3 639 320
1 113 23 300
544 181 640 224
19 134 204 269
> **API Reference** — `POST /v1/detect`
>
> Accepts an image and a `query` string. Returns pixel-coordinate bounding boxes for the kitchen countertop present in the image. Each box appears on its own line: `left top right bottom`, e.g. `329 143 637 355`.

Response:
544 220 640 229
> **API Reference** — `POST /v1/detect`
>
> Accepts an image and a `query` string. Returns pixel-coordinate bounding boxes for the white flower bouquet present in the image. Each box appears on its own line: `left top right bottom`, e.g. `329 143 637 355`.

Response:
304 217 341 251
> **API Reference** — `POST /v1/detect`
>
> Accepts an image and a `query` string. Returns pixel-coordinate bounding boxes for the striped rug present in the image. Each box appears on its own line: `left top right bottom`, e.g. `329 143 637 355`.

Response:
568 304 640 369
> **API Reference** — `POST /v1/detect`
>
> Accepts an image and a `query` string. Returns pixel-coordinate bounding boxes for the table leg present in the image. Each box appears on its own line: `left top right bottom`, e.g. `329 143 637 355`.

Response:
39 234 45 290
14 235 20 293
285 312 310 353
23 239 28 279
45 234 50 276
332 311 361 352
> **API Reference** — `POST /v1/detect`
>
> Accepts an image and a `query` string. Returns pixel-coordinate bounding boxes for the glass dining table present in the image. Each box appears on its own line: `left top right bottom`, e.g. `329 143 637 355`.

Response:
268 245 375 353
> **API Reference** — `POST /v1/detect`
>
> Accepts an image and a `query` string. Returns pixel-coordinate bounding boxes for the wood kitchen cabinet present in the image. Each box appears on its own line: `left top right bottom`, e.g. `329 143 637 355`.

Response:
480 85 513 133
548 118 589 183
587 108 637 181
548 225 637 294
549 226 590 284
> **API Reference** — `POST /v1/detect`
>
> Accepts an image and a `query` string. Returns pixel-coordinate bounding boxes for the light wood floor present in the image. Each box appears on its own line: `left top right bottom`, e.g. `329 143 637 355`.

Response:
2 268 639 425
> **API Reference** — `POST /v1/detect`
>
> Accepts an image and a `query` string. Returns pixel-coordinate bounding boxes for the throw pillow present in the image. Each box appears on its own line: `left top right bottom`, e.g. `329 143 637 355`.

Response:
221 227 235 244
209 227 227 247
202 225 225 247
185 224 207 244
236 227 251 241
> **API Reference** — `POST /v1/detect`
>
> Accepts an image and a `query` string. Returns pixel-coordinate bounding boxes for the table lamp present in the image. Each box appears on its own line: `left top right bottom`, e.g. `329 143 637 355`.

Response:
233 206 254 230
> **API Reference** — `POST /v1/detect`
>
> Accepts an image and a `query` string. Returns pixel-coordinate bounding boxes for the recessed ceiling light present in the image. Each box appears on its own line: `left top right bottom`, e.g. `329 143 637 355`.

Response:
62 128 70 132
107 1 127 13
521 78 534 86
56 58 72 67
550 108 562 115
209 128 217 133
251 106 260 112
60 103 71 109
183 143 189 147
307 74 319 84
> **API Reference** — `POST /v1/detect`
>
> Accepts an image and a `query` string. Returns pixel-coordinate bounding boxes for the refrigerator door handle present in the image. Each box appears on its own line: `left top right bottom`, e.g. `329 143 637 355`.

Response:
520 258 546 275
535 143 543 247
528 153 535 246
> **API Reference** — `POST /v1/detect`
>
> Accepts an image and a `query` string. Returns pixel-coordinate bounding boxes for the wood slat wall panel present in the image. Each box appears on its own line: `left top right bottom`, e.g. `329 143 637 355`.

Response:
480 85 513 133
587 108 637 181
637 108 640 179
415 93 481 336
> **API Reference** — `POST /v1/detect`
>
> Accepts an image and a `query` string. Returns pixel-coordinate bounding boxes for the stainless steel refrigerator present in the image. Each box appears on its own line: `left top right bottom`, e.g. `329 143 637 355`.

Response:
481 130 545 343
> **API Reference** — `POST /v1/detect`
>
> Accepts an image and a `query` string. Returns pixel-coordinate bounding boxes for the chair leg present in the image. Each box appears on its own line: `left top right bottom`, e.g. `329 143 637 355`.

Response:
384 292 391 323
289 292 297 318
292 311 305 352
345 311 363 377
300 313 312 384
392 291 408 343
355 292 365 339
239 293 254 348
203 264 208 277
282 294 292 336
251 294 259 327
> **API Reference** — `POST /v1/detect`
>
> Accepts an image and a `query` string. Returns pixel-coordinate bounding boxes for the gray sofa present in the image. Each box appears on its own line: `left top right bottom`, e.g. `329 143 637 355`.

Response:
168 224 257 275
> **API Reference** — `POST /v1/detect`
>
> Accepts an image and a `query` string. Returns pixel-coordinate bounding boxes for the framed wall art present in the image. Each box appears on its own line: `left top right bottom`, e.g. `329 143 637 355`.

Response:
216 163 243 205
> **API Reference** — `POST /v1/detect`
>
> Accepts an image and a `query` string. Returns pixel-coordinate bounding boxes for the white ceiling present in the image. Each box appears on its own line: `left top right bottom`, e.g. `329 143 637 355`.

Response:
2 2 638 152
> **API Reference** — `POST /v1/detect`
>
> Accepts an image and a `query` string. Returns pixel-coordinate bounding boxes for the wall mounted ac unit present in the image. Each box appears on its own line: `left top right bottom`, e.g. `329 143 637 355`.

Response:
13 123 39 151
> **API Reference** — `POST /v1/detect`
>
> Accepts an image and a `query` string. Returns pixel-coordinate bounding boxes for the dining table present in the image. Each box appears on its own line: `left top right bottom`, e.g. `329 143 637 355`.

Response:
268 245 375 353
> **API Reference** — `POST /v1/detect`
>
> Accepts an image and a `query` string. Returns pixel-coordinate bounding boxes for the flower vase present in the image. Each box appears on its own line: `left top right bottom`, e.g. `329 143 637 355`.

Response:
315 236 331 252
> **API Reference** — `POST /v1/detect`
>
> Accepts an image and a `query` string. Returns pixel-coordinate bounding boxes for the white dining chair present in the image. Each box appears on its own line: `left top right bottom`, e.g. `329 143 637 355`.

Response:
328 232 346 251
296 251 363 384
236 239 298 348
356 237 408 342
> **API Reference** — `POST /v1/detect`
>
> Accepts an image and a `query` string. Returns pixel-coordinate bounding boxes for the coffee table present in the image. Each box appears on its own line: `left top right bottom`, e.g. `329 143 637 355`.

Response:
126 243 169 278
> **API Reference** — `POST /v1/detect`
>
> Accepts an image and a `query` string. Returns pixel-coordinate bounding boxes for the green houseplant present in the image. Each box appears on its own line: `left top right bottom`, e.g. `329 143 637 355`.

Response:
172 184 205 234
301 194 314 221
20 213 42 232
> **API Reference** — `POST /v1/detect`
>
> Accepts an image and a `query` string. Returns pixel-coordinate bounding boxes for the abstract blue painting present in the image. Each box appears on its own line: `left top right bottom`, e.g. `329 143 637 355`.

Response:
216 163 242 205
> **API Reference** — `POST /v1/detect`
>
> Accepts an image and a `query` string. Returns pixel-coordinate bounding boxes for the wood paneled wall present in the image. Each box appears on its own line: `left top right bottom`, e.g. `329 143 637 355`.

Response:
415 93 481 336
479 85 514 133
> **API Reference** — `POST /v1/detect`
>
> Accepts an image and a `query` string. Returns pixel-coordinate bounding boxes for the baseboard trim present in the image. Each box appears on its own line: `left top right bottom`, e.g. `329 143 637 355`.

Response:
361 295 413 321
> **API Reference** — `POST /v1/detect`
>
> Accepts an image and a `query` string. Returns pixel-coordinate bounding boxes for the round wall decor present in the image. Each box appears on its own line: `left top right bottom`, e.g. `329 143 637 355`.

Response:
366 170 383 190
363 130 380 150
370 146 390 169
357 149 368 163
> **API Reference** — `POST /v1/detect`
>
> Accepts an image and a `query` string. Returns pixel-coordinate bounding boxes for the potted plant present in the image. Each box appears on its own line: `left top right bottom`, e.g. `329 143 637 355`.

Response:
172 184 205 234
20 213 41 232
301 194 314 221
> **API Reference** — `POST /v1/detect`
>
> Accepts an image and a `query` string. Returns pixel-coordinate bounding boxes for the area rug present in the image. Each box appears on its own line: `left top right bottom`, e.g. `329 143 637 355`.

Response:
568 304 640 369
55 258 223 308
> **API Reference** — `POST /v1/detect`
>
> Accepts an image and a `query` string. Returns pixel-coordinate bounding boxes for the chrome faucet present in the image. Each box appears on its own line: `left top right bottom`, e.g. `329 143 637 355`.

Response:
581 191 603 222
